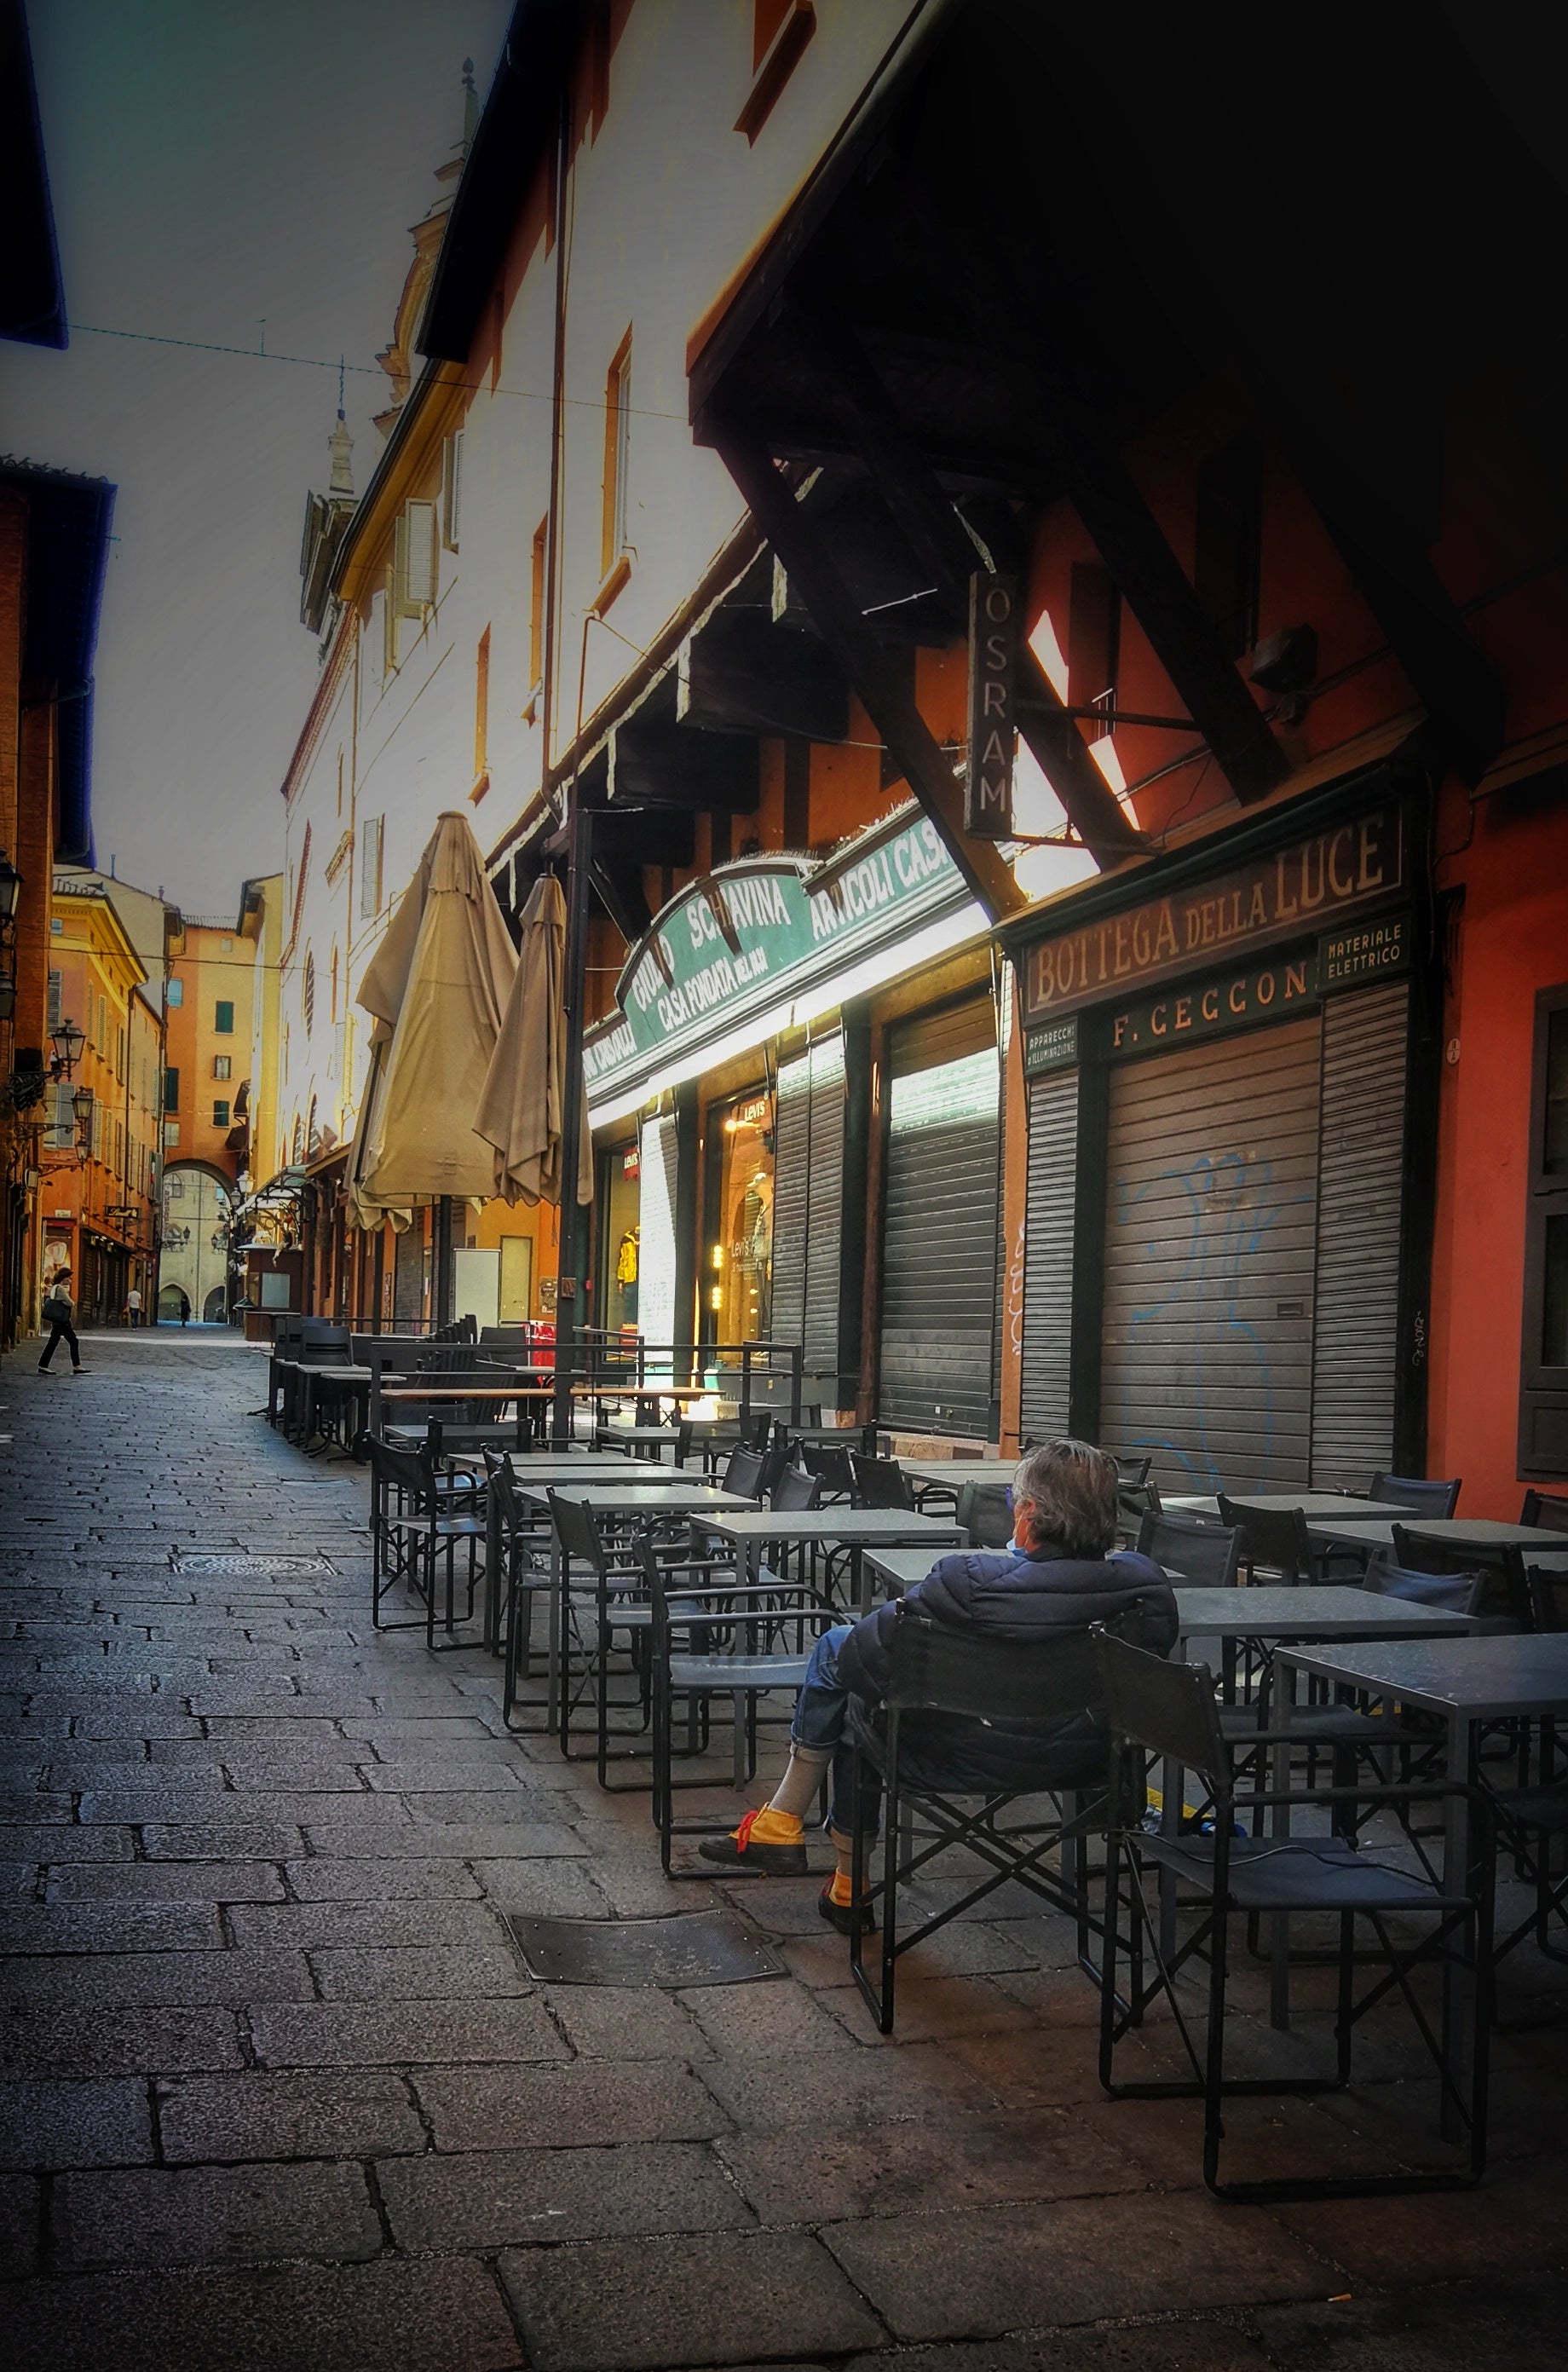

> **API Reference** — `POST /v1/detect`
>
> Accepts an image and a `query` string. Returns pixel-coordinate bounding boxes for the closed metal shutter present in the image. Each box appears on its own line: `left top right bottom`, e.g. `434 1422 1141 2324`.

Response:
1021 1068 1079 1441
1310 980 1409 1486
636 1114 679 1354
392 1217 424 1324
879 999 1000 1437
1101 1017 1321 1492
770 1030 845 1382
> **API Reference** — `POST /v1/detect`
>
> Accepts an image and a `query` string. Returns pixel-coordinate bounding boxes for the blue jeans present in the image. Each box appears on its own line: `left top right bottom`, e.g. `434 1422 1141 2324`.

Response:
793 1625 879 1837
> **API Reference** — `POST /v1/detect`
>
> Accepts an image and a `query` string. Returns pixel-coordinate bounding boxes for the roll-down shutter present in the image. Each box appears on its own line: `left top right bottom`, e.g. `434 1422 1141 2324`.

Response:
1310 979 1409 1486
770 1031 845 1381
879 999 1000 1437
1022 1068 1079 1442
1100 1017 1321 1492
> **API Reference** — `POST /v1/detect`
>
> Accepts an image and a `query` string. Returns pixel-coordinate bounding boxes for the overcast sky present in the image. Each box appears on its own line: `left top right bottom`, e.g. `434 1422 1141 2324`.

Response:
0 0 510 915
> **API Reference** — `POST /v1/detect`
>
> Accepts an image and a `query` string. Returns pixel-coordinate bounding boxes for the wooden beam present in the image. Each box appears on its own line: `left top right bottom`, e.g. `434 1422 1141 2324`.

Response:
786 302 1143 859
891 175 1288 807
608 713 759 811
713 425 1025 918
677 609 849 741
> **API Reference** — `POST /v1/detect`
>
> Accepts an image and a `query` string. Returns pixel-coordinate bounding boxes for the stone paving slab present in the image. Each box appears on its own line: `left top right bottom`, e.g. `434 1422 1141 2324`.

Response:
6 1331 1568 2369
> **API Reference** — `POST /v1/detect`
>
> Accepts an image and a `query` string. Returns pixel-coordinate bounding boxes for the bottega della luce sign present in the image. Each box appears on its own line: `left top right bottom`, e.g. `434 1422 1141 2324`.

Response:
1023 805 1404 1019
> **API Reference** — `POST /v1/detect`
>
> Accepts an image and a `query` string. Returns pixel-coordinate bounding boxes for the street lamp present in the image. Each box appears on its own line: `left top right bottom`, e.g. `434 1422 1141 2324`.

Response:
0 851 20 928
72 1083 95 1154
49 1019 86 1078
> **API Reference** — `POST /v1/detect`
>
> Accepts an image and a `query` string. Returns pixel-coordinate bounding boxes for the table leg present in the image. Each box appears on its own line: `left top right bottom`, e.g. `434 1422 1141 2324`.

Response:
483 1492 502 1658
549 1534 564 1744
1439 1709 1473 2144
1269 1655 1298 2030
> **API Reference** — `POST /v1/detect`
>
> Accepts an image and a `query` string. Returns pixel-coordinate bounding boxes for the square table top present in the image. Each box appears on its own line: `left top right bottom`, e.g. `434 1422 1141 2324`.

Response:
1170 1585 1476 1642
901 1459 1013 1486
1274 1634 1568 1722
519 1482 756 1515
699 1508 968 1544
1164 1491 1419 1522
862 1545 954 1596
1403 1518 1568 1550
451 1455 693 1481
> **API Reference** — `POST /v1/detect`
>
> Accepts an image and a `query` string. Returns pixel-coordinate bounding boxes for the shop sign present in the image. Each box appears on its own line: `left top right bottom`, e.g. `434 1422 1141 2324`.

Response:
1098 949 1320 1058
966 573 1017 840
1022 804 1404 1019
620 1146 640 1180
1022 1016 1080 1076
585 806 971 1096
1317 911 1409 988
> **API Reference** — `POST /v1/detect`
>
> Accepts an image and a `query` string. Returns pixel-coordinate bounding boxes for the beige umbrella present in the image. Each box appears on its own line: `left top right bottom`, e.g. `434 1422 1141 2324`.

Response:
347 810 518 1219
475 873 591 1207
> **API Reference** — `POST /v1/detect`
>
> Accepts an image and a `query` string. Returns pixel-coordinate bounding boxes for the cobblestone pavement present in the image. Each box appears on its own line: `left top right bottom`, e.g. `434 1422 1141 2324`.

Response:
3 1330 1568 2369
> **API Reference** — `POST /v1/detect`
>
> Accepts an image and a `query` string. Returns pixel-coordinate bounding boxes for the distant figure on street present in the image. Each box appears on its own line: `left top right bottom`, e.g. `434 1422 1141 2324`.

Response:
125 1286 141 1328
177 1288 191 1328
38 1273 85 1374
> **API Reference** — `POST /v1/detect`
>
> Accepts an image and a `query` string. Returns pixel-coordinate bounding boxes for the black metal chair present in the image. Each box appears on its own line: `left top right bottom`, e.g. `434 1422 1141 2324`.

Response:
1093 1626 1494 2200
770 1461 821 1514
1521 1490 1568 1534
851 1454 914 1510
1137 1509 1239 1588
365 1435 487 1650
646 1544 839 1879
1370 1471 1461 1520
546 1488 664 1786
718 1444 765 1500
1110 1453 1153 1486
798 1440 856 1503
1217 1496 1314 1585
1392 1526 1530 1629
954 1479 1012 1549
1363 1554 1485 1617
483 1451 556 1735
845 1599 1171 2034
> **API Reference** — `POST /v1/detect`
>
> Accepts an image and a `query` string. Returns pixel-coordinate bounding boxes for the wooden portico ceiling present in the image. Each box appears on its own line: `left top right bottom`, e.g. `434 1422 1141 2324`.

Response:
690 9 1304 874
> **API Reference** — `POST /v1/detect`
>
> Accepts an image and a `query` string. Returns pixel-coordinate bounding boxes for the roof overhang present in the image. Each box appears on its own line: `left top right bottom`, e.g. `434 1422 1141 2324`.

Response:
0 0 66 349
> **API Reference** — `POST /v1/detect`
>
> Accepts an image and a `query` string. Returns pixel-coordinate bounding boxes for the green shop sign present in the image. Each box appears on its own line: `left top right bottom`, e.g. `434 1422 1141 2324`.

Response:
584 808 972 1096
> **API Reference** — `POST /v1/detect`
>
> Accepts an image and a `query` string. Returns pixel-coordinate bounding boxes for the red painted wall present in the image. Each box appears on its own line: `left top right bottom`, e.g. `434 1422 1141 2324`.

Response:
1427 778 1568 1515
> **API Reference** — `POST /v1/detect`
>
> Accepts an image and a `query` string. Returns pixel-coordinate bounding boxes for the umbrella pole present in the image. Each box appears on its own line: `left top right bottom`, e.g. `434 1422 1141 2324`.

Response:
435 1196 454 1330
551 802 594 1446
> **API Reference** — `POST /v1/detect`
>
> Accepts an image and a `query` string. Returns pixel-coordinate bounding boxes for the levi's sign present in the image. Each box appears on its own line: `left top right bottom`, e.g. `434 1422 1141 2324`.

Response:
966 573 1017 840
1023 805 1404 1019
584 810 971 1096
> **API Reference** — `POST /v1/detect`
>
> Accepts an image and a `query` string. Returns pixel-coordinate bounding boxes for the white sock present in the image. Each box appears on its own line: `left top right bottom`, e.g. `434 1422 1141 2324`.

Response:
767 1741 832 1821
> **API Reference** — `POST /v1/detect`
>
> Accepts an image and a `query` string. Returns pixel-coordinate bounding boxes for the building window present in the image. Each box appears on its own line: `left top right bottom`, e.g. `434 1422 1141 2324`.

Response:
600 331 632 592
474 626 491 788
49 915 62 934
737 1 816 140
1521 980 1568 1476
360 815 383 919
164 1067 180 1114
215 1000 233 1035
1068 561 1121 741
164 1120 180 1148
213 1100 230 1129
529 517 547 698
47 969 61 1030
392 499 437 631
166 975 183 1007
1194 436 1263 661
441 431 464 551
213 1054 231 1080
303 953 315 1037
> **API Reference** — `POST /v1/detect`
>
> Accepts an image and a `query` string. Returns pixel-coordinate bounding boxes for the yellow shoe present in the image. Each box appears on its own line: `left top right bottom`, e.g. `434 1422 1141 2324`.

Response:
698 1807 807 1873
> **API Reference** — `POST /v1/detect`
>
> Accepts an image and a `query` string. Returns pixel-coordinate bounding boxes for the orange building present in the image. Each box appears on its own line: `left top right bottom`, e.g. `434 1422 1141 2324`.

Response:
158 917 257 1321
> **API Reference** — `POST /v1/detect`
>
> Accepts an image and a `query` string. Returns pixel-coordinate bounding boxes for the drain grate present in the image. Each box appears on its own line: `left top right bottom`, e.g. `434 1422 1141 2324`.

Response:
170 1552 338 1576
506 1910 787 1988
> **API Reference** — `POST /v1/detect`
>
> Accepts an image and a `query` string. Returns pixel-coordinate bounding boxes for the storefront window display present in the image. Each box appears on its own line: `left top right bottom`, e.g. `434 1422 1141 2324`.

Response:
598 1142 641 1337
705 1090 774 1354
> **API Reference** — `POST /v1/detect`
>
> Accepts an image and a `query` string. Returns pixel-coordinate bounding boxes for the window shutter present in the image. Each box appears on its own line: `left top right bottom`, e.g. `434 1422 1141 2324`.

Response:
47 969 61 1031
404 500 437 609
360 816 383 919
441 432 464 551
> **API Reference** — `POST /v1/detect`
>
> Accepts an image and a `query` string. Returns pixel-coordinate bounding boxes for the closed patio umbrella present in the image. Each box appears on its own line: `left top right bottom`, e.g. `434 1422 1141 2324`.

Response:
475 872 592 1208
346 811 518 1221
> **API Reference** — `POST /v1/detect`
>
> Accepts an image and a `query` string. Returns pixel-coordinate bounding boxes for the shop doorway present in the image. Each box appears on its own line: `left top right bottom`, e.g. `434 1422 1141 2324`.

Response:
702 1088 775 1362
597 1143 641 1338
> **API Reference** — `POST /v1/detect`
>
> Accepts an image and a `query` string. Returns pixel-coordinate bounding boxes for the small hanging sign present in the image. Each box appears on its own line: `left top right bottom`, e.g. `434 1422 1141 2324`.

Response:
966 572 1017 840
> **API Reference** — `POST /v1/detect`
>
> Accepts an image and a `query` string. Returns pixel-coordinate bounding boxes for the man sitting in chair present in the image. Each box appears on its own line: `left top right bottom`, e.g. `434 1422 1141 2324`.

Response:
700 1436 1177 1930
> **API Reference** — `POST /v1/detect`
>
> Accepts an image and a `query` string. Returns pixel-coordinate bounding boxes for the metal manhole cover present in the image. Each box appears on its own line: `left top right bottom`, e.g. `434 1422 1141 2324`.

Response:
505 1910 786 1988
170 1553 338 1576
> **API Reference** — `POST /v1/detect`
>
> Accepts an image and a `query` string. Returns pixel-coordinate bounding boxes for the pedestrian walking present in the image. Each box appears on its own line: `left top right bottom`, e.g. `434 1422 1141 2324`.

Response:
38 1273 86 1374
124 1285 141 1328
177 1288 190 1327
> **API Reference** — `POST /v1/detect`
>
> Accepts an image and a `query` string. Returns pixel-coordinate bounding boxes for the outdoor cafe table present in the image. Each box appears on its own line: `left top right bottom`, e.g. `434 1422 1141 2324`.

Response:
1163 1491 1421 1523
862 1544 950 1598
901 1459 1014 1505
699 1507 967 1616
444 1457 705 1651
1272 1633 1568 2132
1301 1514 1568 1562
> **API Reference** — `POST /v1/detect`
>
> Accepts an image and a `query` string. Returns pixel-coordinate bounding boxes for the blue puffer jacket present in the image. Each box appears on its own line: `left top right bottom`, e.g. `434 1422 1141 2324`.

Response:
839 1546 1178 1794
